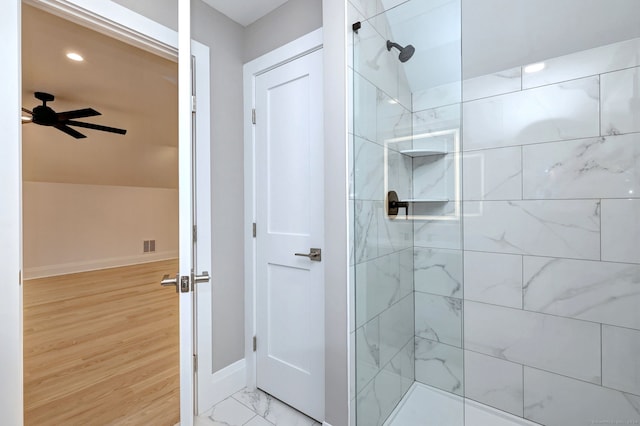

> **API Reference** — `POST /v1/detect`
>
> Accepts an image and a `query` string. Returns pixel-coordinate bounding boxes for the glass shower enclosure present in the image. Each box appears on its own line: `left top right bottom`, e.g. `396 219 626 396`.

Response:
351 0 640 425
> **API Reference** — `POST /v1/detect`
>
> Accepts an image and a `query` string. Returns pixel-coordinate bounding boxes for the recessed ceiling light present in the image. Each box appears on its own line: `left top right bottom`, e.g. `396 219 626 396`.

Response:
524 62 545 73
66 52 84 62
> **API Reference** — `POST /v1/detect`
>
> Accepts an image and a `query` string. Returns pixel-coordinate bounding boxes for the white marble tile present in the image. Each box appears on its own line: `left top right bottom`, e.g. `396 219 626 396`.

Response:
356 317 380 393
414 247 462 298
354 136 385 201
357 366 403 426
385 383 464 426
377 89 412 146
464 301 601 384
603 325 640 396
524 367 640 426
386 147 413 200
463 200 601 260
353 19 410 112
355 248 413 327
354 200 413 264
244 416 272 426
413 104 461 154
413 81 461 111
415 338 463 396
349 0 379 21
379 294 414 366
523 134 640 200
464 251 523 309
232 389 317 426
524 257 640 330
463 67 521 102
463 77 600 151
464 350 523 417
463 146 522 201
522 37 640 89
377 205 414 257
415 292 462 347
412 152 455 201
353 199 378 263
602 199 640 264
464 398 540 426
208 397 256 426
387 338 414 397
353 71 377 143
601 66 640 136
414 210 462 250
347 4 365 72
195 414 217 426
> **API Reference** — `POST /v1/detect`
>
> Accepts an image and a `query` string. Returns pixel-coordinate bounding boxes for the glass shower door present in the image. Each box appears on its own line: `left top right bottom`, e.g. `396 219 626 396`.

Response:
351 0 463 424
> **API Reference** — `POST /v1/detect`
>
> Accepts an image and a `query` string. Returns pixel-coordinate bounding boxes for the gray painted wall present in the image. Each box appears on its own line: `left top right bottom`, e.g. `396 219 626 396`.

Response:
244 0 322 62
191 0 246 373
113 0 247 373
111 0 326 376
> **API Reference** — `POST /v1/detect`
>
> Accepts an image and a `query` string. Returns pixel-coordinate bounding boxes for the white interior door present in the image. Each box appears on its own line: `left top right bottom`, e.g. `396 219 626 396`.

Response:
255 48 325 422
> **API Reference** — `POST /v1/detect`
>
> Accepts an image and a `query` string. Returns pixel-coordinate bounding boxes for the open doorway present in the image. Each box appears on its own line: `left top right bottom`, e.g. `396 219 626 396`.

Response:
21 4 179 424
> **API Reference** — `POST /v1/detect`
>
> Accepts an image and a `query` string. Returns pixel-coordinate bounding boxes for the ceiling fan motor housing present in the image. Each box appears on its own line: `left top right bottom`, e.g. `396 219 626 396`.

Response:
32 105 57 126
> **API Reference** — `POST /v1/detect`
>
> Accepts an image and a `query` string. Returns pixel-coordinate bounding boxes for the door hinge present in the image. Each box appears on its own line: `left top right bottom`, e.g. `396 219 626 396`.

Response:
191 95 197 113
193 354 198 372
251 108 256 124
253 336 257 352
252 222 257 238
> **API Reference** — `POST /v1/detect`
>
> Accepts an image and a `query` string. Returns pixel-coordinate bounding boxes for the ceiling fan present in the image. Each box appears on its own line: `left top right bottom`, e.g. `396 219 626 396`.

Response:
22 92 127 139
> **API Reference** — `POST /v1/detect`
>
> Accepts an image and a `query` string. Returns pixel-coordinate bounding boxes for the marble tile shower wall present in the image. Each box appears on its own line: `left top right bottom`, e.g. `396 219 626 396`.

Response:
453 38 640 426
349 1 416 425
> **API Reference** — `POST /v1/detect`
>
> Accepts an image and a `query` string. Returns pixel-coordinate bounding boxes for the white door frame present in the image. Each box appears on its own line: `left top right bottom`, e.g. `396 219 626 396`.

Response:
0 1 208 423
242 28 323 391
0 1 23 424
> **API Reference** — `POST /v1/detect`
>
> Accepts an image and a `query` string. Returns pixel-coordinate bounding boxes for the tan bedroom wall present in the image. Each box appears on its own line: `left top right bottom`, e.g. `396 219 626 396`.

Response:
22 182 178 279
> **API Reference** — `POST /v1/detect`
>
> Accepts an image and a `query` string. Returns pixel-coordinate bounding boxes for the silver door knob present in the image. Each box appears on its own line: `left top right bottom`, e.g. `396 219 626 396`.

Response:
295 248 322 262
161 273 180 293
194 271 210 283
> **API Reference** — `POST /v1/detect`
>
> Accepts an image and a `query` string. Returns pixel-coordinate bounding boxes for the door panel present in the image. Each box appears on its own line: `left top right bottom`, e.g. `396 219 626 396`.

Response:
256 48 324 422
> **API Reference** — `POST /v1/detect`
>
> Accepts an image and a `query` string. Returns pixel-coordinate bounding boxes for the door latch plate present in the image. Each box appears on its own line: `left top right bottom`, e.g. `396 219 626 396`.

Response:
180 276 190 293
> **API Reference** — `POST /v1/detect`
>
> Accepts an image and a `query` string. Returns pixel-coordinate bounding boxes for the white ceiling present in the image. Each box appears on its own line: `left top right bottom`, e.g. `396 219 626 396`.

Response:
201 0 289 26
22 4 178 189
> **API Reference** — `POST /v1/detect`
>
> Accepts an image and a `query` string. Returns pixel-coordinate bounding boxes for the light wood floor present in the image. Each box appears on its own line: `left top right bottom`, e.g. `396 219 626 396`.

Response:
23 259 180 426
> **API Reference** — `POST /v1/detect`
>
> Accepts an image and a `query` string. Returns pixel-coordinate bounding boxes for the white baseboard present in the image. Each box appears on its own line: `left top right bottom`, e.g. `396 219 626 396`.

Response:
23 250 179 279
199 358 247 414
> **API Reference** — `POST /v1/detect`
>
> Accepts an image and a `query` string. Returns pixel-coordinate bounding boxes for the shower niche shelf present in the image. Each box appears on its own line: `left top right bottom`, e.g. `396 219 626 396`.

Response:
404 198 449 203
399 148 447 157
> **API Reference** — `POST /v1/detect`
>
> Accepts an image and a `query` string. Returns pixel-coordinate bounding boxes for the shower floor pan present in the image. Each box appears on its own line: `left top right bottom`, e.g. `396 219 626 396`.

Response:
384 383 541 426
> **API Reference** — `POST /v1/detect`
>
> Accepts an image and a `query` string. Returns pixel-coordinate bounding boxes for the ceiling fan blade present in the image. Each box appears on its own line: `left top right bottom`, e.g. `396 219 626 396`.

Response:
66 120 127 135
57 108 101 121
22 107 33 115
54 124 86 139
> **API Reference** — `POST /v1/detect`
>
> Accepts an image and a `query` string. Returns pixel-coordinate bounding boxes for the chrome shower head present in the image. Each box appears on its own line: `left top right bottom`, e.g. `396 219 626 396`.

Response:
386 40 415 63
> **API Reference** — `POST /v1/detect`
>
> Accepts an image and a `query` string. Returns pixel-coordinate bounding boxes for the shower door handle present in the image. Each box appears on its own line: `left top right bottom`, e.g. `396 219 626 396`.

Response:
295 248 322 262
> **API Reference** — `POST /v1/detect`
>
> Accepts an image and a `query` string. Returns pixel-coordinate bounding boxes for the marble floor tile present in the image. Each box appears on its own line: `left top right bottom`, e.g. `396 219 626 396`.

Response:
232 388 320 426
207 397 257 426
244 416 274 426
195 387 321 426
